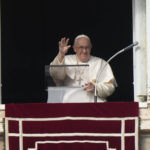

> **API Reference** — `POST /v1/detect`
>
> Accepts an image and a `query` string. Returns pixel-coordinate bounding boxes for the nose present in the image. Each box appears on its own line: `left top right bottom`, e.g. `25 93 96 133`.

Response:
82 49 87 53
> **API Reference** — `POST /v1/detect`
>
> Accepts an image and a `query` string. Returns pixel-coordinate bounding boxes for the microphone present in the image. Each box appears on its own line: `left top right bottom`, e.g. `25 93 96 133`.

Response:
123 41 139 52
94 41 139 103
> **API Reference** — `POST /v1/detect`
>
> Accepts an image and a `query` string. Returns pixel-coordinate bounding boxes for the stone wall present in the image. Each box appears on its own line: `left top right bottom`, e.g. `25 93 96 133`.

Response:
139 102 150 150
0 105 5 150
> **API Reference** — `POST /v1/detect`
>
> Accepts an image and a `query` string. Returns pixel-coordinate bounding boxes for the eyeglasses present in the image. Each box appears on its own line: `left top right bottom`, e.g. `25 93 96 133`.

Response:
77 46 91 50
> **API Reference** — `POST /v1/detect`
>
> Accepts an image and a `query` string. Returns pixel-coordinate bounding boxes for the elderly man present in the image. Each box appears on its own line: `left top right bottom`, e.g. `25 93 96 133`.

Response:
49 34 117 102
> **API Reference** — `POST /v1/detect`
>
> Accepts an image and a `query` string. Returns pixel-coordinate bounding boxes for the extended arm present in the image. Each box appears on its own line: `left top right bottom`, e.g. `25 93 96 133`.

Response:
49 37 71 85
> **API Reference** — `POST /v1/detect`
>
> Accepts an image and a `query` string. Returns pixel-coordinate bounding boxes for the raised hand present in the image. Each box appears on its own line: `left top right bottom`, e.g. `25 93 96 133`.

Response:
57 37 71 62
58 37 71 56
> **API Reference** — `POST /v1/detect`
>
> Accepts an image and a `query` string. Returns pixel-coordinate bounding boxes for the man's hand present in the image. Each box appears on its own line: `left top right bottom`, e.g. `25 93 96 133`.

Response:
84 82 95 93
57 37 71 62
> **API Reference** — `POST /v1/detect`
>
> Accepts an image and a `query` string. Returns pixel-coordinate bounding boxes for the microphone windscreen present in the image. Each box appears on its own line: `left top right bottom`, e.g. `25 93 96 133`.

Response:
133 41 139 46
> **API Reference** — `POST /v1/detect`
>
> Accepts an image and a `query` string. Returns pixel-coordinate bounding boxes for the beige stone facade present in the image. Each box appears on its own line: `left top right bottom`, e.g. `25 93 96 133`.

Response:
139 103 150 150
0 105 5 150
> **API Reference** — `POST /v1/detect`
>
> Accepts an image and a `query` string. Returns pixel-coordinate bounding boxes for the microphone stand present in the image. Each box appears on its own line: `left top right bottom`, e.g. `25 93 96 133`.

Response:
94 42 139 103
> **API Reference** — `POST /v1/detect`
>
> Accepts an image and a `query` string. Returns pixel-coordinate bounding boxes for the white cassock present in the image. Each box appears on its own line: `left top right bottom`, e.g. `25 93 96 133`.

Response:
48 54 117 103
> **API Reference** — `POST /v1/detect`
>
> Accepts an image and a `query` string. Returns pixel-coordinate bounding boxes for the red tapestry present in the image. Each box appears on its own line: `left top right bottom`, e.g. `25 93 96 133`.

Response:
5 102 139 150
36 141 109 150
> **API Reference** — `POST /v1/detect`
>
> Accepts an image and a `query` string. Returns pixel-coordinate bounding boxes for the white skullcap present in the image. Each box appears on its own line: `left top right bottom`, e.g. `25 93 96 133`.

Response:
73 34 91 46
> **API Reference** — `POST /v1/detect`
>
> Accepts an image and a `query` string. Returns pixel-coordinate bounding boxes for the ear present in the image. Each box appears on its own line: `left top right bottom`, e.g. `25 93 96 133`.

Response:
73 46 77 53
74 49 77 53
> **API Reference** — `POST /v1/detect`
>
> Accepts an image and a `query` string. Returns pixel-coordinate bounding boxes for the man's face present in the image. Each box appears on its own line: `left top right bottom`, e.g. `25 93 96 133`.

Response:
73 37 91 62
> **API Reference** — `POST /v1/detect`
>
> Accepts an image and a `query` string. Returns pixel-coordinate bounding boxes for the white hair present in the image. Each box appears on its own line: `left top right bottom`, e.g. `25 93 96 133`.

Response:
73 34 91 46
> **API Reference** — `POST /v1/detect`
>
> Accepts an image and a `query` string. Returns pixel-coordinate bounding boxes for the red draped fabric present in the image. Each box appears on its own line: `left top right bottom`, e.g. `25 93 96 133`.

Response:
5 102 139 150
36 141 108 150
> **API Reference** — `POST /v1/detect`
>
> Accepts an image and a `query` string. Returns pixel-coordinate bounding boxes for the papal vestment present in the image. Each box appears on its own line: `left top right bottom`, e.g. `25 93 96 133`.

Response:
49 55 117 102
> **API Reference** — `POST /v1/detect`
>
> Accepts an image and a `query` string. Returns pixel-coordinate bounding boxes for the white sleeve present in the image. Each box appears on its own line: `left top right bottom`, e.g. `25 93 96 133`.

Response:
96 61 117 98
96 79 116 98
49 56 66 85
